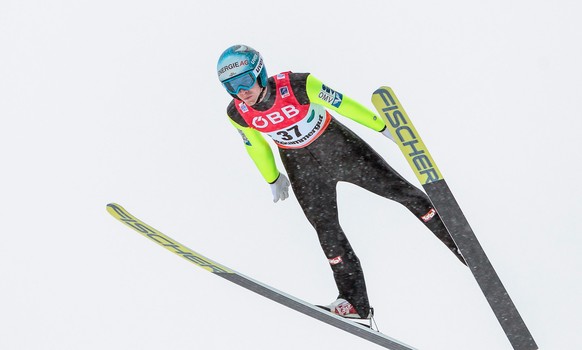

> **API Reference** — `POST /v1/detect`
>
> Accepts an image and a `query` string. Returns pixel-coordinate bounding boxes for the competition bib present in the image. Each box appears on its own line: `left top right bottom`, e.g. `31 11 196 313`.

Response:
266 104 331 149
234 72 331 149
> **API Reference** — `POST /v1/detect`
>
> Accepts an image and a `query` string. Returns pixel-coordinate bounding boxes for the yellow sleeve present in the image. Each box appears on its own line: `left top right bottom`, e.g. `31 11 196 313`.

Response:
229 118 280 183
305 74 386 132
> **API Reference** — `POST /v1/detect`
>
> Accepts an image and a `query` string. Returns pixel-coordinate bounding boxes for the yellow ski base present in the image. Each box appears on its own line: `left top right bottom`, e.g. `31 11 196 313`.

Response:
372 87 443 185
106 203 233 274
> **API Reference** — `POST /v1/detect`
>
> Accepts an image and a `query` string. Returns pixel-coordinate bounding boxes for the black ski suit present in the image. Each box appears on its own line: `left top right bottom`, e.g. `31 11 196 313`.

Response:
227 72 465 318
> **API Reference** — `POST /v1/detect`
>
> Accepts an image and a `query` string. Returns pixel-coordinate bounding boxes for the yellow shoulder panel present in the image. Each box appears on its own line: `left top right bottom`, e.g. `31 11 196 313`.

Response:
306 75 386 132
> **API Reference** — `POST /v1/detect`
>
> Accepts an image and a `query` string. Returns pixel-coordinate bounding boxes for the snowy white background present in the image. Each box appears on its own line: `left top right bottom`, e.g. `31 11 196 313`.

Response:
1 0 581 349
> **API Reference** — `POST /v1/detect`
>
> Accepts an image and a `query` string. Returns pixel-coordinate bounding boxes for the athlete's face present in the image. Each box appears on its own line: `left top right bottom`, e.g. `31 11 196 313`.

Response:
236 81 263 106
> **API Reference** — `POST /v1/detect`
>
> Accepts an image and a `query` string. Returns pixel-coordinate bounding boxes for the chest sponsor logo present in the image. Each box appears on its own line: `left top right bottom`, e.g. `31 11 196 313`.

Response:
251 105 301 128
280 86 290 98
318 84 343 108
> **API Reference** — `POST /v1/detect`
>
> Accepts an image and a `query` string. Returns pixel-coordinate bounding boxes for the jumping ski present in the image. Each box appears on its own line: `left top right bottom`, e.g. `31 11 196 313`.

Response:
106 203 417 350
371 87 537 350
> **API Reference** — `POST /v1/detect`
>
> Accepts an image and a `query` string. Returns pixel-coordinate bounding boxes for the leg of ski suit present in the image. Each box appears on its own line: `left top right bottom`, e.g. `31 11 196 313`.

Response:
321 120 465 265
280 119 465 318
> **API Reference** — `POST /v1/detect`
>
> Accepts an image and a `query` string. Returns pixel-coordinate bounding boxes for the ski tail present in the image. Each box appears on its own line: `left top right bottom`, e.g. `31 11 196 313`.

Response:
371 88 538 350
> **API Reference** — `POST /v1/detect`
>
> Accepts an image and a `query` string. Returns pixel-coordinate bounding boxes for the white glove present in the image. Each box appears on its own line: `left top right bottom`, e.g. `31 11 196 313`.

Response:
381 127 395 142
269 174 290 203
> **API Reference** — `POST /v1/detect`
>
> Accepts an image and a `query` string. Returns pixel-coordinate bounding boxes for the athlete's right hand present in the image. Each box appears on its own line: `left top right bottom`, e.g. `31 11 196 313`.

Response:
270 174 290 203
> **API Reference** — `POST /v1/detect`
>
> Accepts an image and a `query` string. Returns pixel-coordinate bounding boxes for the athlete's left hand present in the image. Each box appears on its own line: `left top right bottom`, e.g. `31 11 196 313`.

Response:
381 127 395 142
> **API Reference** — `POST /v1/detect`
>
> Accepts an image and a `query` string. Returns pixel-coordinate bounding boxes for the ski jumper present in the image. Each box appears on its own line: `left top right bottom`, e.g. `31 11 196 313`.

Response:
226 72 465 318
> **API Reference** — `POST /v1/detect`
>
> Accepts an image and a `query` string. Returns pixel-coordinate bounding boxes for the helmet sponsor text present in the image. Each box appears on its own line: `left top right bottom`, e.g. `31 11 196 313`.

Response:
218 60 249 76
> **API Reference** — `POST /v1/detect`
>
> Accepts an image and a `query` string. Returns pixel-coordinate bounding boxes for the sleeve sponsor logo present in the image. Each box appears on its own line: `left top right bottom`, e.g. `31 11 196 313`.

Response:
237 129 252 146
318 85 343 108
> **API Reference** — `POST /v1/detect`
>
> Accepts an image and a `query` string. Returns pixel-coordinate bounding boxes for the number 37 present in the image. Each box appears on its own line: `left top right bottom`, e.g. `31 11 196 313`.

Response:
276 125 302 141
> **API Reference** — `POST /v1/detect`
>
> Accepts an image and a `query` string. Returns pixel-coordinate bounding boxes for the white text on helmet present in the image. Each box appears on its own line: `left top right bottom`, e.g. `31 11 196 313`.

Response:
254 57 263 75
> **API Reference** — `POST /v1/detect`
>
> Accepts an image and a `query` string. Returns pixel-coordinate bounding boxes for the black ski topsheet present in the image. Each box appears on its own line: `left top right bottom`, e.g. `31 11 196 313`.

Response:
372 87 537 350
106 203 417 350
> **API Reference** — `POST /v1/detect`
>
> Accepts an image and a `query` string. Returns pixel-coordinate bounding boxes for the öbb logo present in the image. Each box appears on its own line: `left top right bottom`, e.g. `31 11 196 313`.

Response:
252 105 300 128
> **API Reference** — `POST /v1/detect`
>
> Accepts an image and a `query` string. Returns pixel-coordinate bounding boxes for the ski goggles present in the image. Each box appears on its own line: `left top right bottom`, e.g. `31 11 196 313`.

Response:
222 71 256 95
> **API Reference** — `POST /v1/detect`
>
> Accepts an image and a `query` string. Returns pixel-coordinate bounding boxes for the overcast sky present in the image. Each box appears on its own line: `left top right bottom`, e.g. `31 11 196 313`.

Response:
2 1 581 349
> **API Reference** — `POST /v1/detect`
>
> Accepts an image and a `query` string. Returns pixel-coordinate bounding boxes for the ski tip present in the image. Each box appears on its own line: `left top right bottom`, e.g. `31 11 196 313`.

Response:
106 202 120 210
373 86 392 94
106 203 125 217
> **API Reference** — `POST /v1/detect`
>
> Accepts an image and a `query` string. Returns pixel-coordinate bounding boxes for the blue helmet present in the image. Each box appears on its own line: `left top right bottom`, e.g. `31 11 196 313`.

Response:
217 45 268 96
